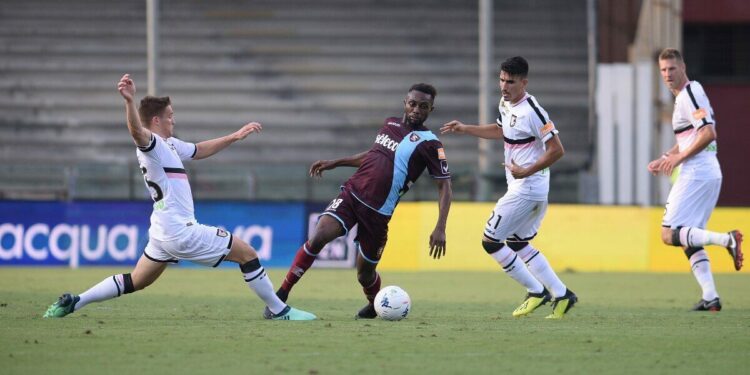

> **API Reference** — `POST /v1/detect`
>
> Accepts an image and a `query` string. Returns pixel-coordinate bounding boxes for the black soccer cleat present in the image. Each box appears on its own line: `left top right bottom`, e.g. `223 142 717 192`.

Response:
355 303 377 320
692 298 722 312
545 289 578 319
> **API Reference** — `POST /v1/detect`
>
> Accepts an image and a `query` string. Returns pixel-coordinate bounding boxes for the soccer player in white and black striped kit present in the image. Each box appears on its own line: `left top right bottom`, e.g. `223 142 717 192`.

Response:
441 56 576 319
648 48 743 311
43 74 316 320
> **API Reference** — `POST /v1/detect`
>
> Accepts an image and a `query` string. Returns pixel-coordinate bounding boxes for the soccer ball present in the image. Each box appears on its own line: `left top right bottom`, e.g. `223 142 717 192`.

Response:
374 285 411 321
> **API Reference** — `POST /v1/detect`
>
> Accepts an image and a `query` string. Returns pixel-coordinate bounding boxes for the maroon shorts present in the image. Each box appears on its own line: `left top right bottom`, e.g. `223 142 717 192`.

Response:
320 188 391 263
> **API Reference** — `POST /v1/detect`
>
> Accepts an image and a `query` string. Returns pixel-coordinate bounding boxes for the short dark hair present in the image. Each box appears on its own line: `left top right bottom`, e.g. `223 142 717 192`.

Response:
658 48 683 62
409 83 437 100
500 56 529 78
138 96 171 126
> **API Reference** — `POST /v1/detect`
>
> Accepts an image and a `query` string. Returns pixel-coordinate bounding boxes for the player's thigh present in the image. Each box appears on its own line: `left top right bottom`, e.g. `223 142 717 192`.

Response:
311 214 347 248
663 178 720 229
353 205 390 265
508 200 548 241
171 224 234 267
130 253 169 290
484 194 538 242
310 192 355 250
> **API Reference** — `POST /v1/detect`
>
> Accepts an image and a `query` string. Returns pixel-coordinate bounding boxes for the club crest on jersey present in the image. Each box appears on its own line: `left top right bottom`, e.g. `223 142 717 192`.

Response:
510 115 518 127
216 228 229 238
409 133 421 142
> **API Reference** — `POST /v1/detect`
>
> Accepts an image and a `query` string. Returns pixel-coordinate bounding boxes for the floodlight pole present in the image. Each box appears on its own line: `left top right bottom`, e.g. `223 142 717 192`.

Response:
477 0 494 201
146 0 160 96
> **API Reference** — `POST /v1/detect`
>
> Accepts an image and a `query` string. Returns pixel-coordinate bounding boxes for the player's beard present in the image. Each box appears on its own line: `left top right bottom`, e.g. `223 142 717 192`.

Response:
405 115 424 128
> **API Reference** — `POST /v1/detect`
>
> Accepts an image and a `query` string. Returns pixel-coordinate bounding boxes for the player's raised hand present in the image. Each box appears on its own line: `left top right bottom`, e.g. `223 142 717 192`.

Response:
429 228 446 259
232 122 262 141
309 160 335 178
117 74 136 102
440 120 466 135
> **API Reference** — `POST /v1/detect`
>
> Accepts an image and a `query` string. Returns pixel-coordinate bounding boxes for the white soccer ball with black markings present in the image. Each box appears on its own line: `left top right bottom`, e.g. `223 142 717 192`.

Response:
374 285 411 321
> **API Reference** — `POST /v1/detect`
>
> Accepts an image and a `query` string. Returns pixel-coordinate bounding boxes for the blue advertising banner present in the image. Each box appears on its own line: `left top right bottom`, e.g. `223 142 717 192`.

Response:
0 201 306 268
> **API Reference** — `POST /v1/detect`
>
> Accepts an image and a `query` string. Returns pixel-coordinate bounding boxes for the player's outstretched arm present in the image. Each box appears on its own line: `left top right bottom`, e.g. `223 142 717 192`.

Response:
440 120 503 139
309 151 368 178
660 125 716 176
193 122 262 160
117 74 151 147
429 178 452 259
505 134 565 179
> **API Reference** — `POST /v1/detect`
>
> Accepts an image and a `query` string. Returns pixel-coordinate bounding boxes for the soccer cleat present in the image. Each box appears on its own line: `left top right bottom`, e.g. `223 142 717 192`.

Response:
726 230 743 271
262 306 273 320
270 305 317 321
43 293 79 318
354 303 377 319
262 289 290 319
545 289 578 319
692 297 722 312
512 289 551 317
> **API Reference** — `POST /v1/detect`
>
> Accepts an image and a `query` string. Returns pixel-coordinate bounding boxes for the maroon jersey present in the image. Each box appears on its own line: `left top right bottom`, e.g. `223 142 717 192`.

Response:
343 117 450 215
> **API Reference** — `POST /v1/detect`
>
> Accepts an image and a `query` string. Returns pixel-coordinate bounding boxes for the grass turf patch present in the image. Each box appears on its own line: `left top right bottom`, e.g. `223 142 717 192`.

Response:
1 268 749 374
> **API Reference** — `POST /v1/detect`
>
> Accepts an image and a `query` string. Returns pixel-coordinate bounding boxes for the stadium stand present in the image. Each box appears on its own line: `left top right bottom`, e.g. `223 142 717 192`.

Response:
0 0 589 202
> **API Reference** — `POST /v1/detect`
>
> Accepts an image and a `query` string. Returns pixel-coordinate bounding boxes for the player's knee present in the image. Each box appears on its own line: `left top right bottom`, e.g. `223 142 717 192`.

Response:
683 247 704 260
662 227 682 246
305 239 324 255
506 241 529 252
357 269 377 286
123 273 139 293
239 258 262 273
482 240 504 254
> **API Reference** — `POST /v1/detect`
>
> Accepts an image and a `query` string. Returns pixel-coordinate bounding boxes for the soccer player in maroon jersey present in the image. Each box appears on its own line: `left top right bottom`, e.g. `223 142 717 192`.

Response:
265 83 453 319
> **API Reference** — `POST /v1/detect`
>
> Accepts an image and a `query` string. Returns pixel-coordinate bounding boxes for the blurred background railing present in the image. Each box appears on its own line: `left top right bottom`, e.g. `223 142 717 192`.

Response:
0 0 590 202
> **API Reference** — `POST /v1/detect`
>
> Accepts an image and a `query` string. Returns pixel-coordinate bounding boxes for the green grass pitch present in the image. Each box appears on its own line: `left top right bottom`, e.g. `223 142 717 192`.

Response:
1 268 749 374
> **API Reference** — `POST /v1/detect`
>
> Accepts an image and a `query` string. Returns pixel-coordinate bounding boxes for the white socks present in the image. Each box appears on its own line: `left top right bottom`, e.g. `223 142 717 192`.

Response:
516 245 567 298
689 250 719 301
76 274 129 311
680 227 730 248
241 259 287 315
490 245 544 294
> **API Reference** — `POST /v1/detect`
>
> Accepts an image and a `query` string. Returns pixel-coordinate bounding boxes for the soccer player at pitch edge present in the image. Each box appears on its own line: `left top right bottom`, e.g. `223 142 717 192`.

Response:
43 74 317 320
647 48 743 312
441 56 576 319
264 83 452 319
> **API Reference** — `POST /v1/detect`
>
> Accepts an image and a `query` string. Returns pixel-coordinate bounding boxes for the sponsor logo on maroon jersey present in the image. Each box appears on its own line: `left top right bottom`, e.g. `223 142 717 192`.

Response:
375 134 399 151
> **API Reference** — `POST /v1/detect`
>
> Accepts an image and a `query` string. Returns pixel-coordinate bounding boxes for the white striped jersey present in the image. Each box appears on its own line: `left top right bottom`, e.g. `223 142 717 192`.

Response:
496 93 559 201
136 134 198 241
672 81 721 180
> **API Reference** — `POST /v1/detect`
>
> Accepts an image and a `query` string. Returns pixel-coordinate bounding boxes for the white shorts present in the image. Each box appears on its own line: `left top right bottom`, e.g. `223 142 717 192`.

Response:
662 177 721 229
484 193 548 243
144 223 233 267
